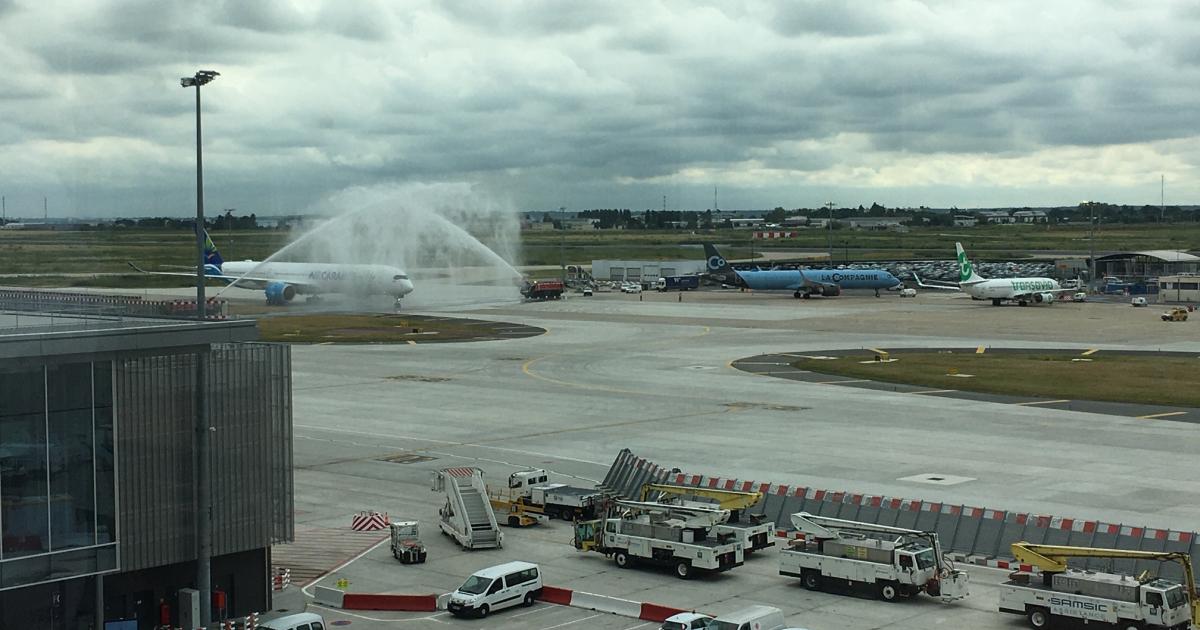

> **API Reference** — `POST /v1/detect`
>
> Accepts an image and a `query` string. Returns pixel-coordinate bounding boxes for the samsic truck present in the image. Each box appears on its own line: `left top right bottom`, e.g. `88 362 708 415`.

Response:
778 512 969 602
504 469 602 520
573 499 744 579
998 542 1199 630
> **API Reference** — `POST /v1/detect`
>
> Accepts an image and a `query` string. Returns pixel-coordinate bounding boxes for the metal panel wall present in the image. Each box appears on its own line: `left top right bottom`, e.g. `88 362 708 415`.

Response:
115 343 293 572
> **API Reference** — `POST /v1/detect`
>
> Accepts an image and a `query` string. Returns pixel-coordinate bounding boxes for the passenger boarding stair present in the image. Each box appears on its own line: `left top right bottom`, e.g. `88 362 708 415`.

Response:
433 467 503 550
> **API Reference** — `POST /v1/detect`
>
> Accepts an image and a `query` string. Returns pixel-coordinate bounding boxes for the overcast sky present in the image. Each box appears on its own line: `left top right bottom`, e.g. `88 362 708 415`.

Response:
2 0 1199 218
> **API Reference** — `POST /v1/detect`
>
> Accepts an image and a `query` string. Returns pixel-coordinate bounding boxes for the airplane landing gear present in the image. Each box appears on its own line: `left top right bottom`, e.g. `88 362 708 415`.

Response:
793 291 803 299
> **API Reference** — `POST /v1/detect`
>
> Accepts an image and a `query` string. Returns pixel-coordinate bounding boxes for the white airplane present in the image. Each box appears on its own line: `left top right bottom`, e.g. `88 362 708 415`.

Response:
915 242 1075 306
130 231 415 305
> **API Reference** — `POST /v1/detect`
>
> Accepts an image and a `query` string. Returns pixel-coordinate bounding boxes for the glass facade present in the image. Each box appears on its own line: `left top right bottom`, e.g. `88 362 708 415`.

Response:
0 361 117 591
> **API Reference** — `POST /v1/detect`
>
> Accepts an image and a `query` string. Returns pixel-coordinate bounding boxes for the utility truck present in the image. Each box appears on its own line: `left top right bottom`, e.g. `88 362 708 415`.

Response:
432 467 503 550
521 279 564 301
656 275 700 292
778 512 969 602
639 482 775 553
573 499 744 579
998 542 1198 630
501 469 603 521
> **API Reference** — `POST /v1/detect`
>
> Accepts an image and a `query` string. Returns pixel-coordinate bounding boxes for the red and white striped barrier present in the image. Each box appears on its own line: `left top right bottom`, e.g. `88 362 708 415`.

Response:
350 511 390 531
536 586 697 622
271 567 291 591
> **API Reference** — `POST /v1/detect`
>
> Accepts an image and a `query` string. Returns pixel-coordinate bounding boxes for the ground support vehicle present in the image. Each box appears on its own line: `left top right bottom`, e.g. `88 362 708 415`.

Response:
521 279 564 300
446 561 542 619
432 467 503 550
998 542 1198 630
487 487 549 527
389 521 427 564
1162 307 1189 321
506 469 603 520
573 499 744 579
778 512 969 602
639 483 774 553
656 275 700 292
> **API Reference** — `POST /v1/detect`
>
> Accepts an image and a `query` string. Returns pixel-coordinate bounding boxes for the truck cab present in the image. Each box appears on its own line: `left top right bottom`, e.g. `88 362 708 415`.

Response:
509 469 549 490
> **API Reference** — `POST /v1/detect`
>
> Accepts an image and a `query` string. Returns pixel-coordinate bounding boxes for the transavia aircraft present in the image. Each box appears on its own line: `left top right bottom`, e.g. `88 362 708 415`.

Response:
915 242 1075 306
703 244 902 298
130 231 414 305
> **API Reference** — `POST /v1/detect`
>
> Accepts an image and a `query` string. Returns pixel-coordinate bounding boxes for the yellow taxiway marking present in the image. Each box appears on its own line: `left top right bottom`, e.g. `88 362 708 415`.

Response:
1016 399 1071 406
1138 411 1187 420
1081 348 1099 356
911 389 957 395
975 346 986 354
816 379 871 384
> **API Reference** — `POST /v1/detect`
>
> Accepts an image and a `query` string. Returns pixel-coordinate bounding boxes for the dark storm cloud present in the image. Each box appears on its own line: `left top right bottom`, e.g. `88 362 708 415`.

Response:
3 0 1200 216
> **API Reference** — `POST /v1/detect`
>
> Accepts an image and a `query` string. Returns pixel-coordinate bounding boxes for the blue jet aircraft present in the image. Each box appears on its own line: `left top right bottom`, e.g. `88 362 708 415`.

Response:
703 244 902 298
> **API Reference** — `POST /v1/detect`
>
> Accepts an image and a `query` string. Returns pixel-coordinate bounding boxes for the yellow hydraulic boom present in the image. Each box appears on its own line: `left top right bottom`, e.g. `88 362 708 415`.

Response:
639 483 763 513
1012 542 1200 626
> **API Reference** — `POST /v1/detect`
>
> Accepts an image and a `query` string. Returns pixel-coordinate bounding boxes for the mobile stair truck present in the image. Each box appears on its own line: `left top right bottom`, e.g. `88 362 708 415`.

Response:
506 469 603 520
998 542 1199 630
779 512 969 602
572 499 744 579
432 467 503 550
639 482 775 553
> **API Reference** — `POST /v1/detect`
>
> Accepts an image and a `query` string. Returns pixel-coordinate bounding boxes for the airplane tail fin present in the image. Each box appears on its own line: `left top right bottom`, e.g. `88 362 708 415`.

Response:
955 242 984 284
202 229 224 275
703 243 733 274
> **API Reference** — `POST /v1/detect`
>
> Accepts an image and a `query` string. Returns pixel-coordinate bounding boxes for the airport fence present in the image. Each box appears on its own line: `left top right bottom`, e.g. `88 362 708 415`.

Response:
602 448 1200 582
0 288 229 320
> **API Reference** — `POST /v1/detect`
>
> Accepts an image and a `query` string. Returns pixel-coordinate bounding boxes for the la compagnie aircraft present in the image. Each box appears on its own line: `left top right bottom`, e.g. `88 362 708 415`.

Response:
703 244 902 298
130 231 415 305
916 242 1075 306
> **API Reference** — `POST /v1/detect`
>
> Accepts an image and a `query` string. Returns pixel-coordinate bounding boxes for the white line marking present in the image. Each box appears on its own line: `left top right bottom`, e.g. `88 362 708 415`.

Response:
308 603 450 624
541 613 604 629
1015 399 1071 406
815 379 870 384
295 424 607 466
911 389 957 395
512 605 557 618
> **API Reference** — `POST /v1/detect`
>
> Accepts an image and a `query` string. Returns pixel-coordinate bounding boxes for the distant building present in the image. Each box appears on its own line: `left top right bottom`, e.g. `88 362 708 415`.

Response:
563 218 599 231
728 217 765 228
847 217 906 230
1158 275 1200 303
521 221 554 232
953 215 978 227
980 211 1014 224
781 215 808 227
591 259 706 283
1012 210 1048 223
1095 250 1200 279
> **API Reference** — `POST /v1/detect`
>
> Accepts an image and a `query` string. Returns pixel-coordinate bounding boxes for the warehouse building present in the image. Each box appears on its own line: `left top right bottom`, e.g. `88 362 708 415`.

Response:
0 313 292 629
1094 250 1200 280
590 260 706 284
1158 275 1200 303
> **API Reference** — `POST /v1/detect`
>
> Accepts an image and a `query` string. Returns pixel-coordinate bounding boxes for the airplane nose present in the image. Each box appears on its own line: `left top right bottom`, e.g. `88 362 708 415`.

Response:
402 279 415 295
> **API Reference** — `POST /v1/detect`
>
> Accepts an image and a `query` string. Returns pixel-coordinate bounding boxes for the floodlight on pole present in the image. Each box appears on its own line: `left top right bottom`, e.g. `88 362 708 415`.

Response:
180 68 217 629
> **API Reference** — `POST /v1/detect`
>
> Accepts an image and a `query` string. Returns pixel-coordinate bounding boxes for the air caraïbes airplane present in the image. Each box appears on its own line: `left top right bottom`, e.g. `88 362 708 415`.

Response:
130 231 415 305
703 244 902 298
915 242 1074 306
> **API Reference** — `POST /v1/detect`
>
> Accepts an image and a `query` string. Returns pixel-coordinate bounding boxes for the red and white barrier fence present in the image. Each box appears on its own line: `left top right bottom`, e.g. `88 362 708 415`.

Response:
271 567 291 591
350 511 390 531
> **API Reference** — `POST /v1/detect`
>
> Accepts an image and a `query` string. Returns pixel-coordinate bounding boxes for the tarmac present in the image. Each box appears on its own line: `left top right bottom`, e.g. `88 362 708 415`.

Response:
265 286 1200 629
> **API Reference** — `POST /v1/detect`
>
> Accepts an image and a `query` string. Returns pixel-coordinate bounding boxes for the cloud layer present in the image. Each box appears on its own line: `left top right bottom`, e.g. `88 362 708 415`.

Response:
1 0 1198 217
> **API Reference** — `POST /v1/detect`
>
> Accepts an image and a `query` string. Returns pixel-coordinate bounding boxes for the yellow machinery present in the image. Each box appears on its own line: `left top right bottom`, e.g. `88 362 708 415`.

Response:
639 483 763 516
1162 307 1189 322
1011 542 1200 626
487 487 547 528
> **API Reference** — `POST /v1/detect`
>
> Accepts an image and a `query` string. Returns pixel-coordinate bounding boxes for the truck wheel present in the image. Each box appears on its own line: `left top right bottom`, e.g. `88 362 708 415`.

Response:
508 516 519 527
477 604 490 619
675 561 692 580
523 592 535 607
614 551 631 569
1026 607 1049 629
877 582 899 602
801 570 822 591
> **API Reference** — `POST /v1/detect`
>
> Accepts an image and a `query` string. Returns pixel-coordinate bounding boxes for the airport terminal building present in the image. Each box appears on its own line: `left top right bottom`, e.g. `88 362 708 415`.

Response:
0 312 292 629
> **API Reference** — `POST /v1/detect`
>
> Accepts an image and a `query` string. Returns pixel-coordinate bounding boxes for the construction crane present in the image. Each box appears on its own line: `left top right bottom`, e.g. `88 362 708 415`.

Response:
1004 542 1199 628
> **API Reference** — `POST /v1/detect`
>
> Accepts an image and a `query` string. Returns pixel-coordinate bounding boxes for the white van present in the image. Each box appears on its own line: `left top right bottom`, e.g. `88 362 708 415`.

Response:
257 611 326 630
446 561 542 618
707 605 809 630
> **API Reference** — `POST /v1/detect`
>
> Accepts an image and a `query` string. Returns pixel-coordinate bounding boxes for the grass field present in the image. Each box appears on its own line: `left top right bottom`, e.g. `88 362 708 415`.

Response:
256 314 497 343
0 222 1196 283
790 351 1200 407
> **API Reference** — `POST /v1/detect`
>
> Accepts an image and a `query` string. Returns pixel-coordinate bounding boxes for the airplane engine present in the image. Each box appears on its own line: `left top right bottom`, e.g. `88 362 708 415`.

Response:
1034 292 1054 304
820 285 841 297
265 281 297 305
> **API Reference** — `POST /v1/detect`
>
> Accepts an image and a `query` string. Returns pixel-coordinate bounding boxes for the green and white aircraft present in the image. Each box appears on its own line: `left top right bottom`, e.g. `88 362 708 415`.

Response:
917 243 1076 306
